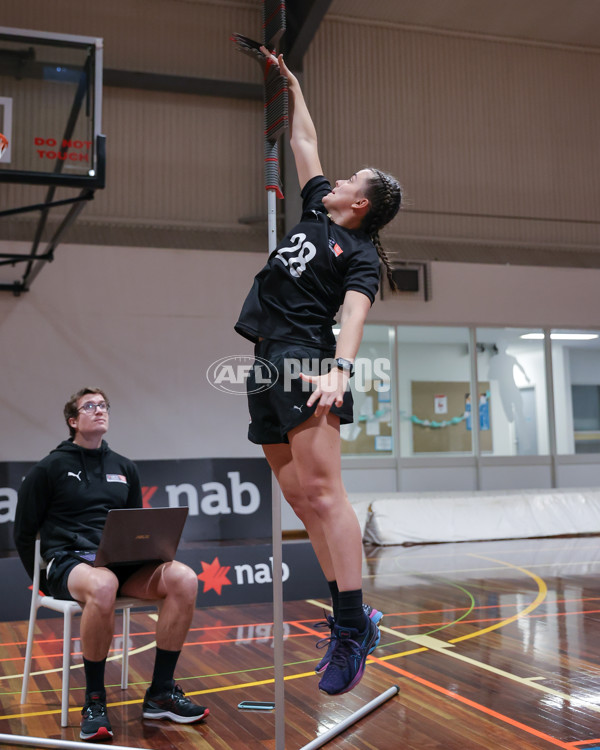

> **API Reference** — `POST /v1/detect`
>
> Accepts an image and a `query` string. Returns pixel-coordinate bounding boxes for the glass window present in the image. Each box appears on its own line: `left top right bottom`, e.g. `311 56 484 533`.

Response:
340 325 395 456
476 327 549 456
551 329 600 454
397 326 474 457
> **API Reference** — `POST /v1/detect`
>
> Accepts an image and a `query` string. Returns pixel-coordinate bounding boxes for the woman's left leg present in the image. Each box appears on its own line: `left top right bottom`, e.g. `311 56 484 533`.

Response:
287 411 381 694
287 411 363 593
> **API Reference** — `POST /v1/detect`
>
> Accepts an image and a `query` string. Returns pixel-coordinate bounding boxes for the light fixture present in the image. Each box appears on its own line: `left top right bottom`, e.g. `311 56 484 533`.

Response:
520 333 598 340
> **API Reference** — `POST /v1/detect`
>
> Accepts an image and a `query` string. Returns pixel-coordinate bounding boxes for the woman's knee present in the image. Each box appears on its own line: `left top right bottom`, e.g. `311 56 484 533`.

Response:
280 486 313 519
287 486 342 523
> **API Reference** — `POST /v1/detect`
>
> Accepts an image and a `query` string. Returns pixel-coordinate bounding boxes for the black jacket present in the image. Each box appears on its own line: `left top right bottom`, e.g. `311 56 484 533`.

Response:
13 439 142 579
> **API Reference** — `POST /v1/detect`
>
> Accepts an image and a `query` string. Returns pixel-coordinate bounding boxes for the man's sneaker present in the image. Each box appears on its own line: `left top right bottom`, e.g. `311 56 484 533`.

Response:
80 691 113 742
314 605 383 674
142 683 209 724
318 614 381 696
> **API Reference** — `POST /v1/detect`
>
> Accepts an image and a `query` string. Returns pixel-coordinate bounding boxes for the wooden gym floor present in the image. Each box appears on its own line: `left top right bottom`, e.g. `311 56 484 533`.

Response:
1 536 600 749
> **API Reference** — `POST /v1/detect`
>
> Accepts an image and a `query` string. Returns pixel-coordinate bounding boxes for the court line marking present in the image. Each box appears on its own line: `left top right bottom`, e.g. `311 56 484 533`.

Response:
3 594 597 651
366 655 574 750
0 640 157 682
450 553 547 642
0 551 594 740
311 556 600 716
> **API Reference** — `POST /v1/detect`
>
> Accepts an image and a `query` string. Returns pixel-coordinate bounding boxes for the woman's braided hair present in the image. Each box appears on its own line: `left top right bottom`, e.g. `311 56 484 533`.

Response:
361 168 402 291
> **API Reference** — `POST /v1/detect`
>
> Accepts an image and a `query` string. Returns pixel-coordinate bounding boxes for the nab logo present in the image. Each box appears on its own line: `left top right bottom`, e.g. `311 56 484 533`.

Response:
143 471 262 517
197 556 290 596
197 557 232 595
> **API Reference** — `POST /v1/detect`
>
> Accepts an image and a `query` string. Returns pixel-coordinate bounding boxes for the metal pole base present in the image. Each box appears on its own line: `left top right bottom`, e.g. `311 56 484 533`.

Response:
299 685 400 750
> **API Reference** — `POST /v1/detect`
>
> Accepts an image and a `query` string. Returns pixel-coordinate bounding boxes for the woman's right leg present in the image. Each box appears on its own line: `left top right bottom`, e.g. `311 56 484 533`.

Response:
262 442 336 583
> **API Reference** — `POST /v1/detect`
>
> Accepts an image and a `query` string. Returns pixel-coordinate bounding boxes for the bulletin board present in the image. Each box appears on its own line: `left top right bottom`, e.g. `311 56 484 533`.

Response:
411 381 492 454
341 380 393 455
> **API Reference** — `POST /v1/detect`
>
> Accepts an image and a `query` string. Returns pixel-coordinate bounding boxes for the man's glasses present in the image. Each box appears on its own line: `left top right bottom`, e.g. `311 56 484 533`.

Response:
78 401 110 414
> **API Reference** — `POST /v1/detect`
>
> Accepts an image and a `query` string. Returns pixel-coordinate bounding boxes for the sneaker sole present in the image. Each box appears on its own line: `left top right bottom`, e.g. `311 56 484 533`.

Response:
80 726 113 742
315 610 383 675
142 707 209 724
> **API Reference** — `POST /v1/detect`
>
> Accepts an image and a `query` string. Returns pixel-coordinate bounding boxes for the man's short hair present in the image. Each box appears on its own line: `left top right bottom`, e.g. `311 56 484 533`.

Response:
64 387 109 439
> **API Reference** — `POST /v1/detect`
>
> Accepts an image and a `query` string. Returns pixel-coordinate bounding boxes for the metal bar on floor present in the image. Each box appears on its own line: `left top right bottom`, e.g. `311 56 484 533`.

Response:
299 685 400 750
0 735 147 750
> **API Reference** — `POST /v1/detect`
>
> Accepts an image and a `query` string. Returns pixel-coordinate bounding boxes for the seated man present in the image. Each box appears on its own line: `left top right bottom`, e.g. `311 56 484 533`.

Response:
14 387 208 742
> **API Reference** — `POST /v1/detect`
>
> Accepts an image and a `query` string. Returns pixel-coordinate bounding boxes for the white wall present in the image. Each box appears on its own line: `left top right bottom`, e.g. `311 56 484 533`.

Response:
0 242 262 462
3 244 600 527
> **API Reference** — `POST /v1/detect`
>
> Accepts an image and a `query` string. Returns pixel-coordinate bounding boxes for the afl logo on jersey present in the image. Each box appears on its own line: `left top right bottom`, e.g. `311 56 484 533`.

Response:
206 355 279 395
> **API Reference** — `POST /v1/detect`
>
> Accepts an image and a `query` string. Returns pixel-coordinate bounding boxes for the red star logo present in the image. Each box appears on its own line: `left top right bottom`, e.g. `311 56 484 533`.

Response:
197 557 232 595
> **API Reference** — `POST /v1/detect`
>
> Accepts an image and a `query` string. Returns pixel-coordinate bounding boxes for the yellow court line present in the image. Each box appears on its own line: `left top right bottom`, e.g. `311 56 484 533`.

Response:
449 553 548 643
0 672 319 721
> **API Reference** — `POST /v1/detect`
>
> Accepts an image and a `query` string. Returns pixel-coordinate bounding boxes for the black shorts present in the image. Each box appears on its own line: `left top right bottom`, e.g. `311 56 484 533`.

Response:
246 339 354 445
45 550 146 601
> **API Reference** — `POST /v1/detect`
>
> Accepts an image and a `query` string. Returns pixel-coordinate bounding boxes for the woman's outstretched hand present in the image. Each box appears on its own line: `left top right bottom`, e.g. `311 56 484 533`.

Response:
300 369 350 418
259 46 298 87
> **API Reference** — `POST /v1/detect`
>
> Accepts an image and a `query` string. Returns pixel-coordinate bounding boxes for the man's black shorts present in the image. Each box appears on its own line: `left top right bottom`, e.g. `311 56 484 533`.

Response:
45 550 146 601
246 339 354 445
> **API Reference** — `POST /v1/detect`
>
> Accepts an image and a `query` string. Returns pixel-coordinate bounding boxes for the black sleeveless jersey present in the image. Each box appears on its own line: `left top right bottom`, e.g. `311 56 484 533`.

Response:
235 175 380 349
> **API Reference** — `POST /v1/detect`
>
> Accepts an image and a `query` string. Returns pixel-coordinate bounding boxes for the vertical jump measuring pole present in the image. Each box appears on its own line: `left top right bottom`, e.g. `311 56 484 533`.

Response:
232 3 288 748
262 6 288 749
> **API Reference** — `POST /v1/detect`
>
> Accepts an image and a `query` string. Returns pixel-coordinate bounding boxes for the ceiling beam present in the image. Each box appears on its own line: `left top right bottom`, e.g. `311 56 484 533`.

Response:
103 69 262 100
284 0 333 69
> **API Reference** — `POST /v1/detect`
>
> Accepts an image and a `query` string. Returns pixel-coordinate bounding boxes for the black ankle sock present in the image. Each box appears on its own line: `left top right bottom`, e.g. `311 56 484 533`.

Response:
337 589 365 631
83 657 106 696
150 647 180 694
327 580 339 621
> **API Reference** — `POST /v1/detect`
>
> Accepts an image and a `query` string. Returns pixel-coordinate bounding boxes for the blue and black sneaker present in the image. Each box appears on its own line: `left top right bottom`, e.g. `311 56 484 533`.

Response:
318 613 381 695
315 604 382 674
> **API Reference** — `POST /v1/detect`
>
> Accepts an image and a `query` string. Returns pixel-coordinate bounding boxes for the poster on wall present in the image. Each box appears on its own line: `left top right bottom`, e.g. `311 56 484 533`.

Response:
411 381 493 454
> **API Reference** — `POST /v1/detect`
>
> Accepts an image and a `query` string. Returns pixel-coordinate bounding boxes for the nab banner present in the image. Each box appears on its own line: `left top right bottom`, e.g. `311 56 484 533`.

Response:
0 457 272 553
179 541 329 607
0 461 33 554
135 458 272 543
0 541 328 621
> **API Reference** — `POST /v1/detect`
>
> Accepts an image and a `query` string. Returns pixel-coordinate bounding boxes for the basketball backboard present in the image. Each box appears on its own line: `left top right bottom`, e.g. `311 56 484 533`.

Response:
0 26 104 187
0 26 105 293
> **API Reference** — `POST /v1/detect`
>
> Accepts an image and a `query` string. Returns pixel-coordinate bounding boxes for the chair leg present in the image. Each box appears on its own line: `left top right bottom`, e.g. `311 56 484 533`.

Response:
20 597 40 704
61 610 73 728
121 608 131 689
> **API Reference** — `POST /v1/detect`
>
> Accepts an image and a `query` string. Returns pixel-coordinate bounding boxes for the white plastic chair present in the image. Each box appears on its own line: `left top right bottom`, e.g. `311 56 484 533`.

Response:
21 538 159 727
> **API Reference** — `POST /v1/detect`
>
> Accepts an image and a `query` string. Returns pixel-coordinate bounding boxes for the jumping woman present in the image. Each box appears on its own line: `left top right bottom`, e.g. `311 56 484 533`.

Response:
235 50 402 696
